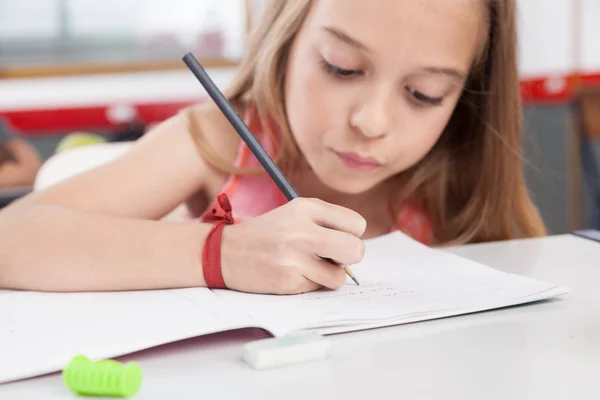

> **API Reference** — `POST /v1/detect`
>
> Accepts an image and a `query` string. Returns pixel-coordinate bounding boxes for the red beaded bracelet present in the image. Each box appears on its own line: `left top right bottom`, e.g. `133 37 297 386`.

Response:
200 193 234 289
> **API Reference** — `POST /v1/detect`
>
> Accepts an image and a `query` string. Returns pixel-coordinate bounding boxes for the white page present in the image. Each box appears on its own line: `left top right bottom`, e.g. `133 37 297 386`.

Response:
214 232 571 336
0 287 258 384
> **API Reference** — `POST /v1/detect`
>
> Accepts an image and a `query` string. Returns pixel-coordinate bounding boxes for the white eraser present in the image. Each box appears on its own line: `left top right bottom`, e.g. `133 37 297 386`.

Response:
242 333 331 370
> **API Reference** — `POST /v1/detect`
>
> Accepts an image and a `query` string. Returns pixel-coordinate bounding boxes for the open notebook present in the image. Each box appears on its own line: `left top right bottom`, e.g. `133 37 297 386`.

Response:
0 231 570 384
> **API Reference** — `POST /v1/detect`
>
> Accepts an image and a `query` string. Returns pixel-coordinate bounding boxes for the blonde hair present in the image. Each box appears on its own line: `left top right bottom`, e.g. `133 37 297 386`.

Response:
191 0 546 245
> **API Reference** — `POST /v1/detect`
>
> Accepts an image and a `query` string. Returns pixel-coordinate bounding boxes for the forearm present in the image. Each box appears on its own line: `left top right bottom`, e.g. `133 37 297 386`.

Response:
0 203 210 292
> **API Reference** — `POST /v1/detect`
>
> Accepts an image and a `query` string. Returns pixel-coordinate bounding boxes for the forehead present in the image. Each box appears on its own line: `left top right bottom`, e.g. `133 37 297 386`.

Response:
306 0 487 71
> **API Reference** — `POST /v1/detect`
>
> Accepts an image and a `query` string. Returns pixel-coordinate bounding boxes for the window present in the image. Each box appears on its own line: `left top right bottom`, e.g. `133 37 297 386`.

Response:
0 0 249 77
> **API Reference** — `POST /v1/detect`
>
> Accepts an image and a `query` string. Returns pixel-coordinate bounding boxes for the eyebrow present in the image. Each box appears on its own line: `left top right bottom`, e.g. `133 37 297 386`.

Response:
322 26 467 81
322 26 371 53
419 67 467 81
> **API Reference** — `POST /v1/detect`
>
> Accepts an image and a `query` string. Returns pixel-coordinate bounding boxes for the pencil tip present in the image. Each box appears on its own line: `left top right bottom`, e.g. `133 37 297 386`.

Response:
352 276 360 286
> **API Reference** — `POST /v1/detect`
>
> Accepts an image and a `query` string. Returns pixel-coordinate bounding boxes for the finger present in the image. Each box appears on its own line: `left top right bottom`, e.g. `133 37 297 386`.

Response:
287 276 322 295
301 254 348 290
306 226 366 266
298 198 367 237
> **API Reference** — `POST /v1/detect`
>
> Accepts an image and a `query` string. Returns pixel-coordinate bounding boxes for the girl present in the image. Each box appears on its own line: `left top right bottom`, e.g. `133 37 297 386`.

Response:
0 0 546 295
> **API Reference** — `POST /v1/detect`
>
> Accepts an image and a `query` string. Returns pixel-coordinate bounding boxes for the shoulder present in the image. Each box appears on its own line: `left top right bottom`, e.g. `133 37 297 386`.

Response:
182 101 243 173
175 100 248 216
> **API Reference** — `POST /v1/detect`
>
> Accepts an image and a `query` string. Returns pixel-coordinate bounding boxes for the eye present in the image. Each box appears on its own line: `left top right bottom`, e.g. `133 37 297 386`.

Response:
320 59 362 79
406 87 444 107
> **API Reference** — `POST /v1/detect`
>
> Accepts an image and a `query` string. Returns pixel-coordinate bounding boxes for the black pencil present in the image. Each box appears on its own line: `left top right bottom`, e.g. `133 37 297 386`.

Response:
182 52 359 286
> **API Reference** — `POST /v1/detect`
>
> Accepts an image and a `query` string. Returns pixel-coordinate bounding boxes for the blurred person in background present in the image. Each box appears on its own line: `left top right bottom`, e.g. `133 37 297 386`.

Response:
0 117 43 188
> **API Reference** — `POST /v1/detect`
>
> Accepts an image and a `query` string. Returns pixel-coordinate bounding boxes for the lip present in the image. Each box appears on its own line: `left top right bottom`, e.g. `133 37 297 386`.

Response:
334 151 382 172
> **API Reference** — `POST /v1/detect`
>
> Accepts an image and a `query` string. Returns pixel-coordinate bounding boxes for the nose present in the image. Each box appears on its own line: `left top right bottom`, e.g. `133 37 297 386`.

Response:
349 85 395 139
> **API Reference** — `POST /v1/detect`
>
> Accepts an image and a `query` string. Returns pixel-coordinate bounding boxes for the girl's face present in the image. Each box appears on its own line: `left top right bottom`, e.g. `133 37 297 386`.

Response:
284 0 487 194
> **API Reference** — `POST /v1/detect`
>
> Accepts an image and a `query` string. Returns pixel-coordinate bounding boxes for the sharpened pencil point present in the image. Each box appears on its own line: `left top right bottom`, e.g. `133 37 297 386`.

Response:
344 267 359 285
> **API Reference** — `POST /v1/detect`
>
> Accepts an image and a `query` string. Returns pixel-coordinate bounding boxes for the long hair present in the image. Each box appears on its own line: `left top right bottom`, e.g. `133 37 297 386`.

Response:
191 0 546 245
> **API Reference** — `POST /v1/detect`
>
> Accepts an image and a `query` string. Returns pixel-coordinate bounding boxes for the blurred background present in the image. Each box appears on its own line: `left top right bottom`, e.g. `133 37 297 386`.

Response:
0 0 598 235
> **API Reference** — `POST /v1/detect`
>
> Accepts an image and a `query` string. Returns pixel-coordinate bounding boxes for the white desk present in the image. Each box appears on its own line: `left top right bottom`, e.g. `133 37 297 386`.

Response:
1 234 599 399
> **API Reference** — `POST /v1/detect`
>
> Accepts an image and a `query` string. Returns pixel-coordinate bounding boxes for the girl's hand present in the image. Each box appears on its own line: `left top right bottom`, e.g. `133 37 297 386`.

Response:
221 198 367 294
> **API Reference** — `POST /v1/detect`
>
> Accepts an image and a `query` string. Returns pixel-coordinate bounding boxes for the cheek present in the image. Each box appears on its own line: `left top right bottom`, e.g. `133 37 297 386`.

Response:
285 61 343 150
389 108 454 166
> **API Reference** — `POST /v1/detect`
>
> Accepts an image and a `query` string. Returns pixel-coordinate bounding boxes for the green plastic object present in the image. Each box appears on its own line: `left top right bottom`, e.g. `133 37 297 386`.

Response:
62 355 142 398
55 133 107 153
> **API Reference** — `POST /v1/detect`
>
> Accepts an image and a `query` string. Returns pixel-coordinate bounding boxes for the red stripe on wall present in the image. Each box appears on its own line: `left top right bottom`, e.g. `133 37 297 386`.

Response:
2 73 600 136
520 73 600 103
520 76 571 103
579 72 600 87
2 101 198 134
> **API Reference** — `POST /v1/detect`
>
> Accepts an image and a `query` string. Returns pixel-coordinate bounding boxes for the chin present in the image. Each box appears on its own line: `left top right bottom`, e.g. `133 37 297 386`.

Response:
301 151 393 195
316 170 383 195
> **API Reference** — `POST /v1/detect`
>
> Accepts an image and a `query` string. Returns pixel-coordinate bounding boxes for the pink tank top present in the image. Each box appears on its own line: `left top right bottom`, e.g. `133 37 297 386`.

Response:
199 105 434 245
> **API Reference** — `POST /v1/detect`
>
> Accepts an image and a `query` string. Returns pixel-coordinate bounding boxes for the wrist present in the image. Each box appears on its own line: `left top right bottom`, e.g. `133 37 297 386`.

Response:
199 193 235 289
219 223 239 290
184 223 214 288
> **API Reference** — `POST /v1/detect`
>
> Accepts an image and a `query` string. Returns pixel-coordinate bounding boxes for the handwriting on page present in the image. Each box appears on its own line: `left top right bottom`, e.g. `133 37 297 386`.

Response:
212 265 505 338
290 280 446 318
301 283 415 301
282 276 496 321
